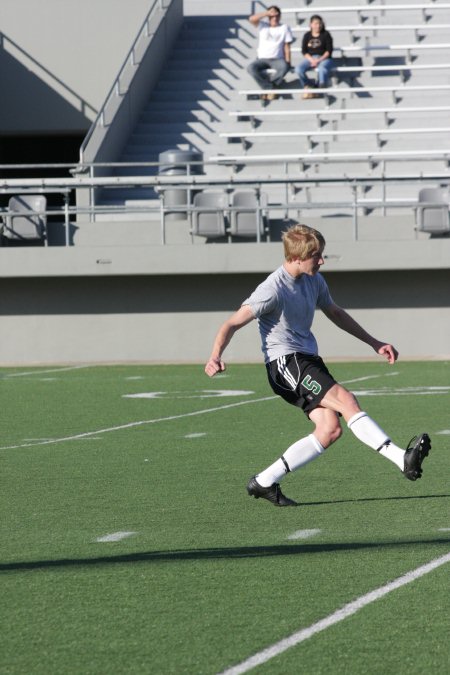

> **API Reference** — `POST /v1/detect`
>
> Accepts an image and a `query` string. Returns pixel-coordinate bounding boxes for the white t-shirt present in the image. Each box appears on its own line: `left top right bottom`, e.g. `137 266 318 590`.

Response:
243 266 333 363
257 21 293 60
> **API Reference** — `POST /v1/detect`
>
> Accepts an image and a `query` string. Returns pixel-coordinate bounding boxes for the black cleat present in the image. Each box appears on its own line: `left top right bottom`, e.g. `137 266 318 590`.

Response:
246 476 297 507
403 433 431 481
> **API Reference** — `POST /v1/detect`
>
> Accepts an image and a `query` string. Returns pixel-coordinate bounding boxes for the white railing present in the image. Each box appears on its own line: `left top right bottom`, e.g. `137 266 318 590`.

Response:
1 161 450 244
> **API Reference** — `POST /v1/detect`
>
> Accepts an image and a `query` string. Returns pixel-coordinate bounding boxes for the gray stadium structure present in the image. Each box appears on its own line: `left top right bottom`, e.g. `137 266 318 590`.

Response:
1 0 449 364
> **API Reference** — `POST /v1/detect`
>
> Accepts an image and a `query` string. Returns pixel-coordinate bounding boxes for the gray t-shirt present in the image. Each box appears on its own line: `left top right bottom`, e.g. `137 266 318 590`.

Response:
243 265 333 363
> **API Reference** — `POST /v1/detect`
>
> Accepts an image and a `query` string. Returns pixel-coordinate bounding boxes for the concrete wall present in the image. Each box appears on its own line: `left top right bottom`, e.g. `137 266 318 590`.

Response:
0 0 152 133
0 270 449 364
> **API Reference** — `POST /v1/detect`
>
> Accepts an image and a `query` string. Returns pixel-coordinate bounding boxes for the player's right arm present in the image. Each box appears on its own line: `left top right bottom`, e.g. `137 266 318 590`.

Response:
205 305 255 377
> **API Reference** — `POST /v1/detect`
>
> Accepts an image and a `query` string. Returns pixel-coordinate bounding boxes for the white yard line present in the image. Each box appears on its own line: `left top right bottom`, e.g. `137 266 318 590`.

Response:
3 365 92 378
341 373 398 384
95 531 137 543
219 551 450 675
287 529 321 541
0 371 401 452
0 396 277 451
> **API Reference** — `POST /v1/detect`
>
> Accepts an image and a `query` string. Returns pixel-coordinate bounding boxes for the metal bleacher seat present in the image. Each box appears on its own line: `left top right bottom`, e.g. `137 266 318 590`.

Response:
220 126 450 151
229 105 450 127
0 195 47 245
229 190 268 239
283 3 450 21
191 190 228 238
416 187 450 235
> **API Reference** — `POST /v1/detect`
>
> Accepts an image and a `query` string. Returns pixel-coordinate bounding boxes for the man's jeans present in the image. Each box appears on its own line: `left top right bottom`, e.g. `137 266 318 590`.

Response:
247 58 290 89
295 58 334 88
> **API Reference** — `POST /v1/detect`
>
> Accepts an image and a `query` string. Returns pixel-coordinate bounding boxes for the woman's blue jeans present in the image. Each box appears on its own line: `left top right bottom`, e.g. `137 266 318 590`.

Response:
295 57 334 88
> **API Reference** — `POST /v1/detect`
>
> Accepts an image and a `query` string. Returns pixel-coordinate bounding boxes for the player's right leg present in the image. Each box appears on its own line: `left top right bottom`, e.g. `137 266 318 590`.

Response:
320 384 431 480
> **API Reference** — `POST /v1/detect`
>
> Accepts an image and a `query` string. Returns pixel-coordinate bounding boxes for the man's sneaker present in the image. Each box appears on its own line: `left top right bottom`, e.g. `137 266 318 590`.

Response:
246 476 297 506
403 433 431 481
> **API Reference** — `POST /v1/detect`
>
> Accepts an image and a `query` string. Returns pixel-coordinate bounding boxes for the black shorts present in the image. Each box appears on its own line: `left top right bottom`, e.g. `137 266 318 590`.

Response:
266 353 337 414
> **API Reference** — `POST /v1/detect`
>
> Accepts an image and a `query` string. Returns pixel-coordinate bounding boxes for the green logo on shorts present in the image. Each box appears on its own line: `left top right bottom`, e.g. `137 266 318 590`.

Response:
302 375 322 395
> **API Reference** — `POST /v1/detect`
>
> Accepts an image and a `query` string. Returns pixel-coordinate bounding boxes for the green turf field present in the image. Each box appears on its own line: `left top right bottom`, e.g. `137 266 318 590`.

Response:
1 362 449 674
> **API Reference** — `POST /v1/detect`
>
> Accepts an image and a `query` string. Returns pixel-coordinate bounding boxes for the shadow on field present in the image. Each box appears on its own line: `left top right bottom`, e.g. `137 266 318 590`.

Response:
1 536 449 573
302 493 450 507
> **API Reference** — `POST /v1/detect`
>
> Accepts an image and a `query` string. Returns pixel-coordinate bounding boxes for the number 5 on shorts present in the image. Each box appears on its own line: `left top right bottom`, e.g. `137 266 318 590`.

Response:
302 375 322 395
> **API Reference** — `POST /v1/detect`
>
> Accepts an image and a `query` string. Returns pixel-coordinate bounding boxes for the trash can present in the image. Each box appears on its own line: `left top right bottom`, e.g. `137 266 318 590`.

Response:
158 149 204 221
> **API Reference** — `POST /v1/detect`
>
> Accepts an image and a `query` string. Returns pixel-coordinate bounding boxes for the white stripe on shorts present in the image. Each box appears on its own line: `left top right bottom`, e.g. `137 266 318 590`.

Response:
277 355 298 390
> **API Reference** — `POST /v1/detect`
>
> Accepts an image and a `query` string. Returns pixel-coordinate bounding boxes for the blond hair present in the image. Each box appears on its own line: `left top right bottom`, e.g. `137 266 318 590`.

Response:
281 224 325 261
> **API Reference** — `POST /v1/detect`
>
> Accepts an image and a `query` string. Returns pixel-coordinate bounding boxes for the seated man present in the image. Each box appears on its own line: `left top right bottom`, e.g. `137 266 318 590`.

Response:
247 6 293 101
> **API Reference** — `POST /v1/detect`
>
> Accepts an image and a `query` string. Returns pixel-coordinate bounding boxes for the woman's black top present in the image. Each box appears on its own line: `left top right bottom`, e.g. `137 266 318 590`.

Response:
302 30 333 57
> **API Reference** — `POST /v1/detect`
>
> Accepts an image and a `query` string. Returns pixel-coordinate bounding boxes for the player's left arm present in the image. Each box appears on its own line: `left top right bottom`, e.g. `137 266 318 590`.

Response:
322 302 399 363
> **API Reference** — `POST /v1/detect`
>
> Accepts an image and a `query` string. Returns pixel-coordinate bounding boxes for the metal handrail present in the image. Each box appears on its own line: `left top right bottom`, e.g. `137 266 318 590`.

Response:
1 172 449 245
2 168 450 188
79 0 169 163
0 199 440 246
3 147 450 174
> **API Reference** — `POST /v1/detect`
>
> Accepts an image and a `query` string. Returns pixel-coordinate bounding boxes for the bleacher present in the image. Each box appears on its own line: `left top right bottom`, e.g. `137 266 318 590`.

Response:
84 0 448 240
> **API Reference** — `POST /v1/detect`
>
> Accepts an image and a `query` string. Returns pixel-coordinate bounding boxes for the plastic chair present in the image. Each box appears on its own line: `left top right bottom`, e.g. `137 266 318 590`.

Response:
416 187 450 235
191 191 228 237
229 190 268 239
1 195 47 243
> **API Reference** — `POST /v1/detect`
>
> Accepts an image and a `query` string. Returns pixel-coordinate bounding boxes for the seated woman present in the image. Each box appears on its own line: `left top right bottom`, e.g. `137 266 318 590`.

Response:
296 15 334 99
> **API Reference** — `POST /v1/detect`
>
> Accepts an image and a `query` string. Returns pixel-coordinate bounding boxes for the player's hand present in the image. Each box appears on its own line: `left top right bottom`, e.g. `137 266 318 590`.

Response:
377 343 399 364
205 357 226 377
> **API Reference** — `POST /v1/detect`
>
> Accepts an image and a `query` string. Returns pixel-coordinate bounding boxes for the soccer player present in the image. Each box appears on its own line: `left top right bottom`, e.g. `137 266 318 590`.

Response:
204 224 431 507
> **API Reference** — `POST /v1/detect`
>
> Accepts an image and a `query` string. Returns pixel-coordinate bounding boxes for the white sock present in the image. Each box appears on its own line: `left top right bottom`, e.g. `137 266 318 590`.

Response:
256 434 325 487
347 411 405 470
378 442 405 470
